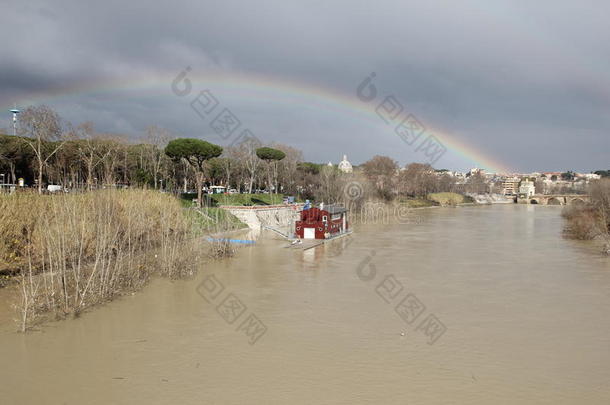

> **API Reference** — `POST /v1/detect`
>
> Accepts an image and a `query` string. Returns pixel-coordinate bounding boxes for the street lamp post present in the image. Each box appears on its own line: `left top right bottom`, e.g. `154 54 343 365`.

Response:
9 107 20 136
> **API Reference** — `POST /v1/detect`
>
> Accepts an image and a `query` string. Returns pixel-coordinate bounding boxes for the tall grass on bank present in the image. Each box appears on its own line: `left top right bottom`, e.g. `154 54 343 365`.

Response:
347 200 424 226
561 205 601 240
184 206 246 235
206 238 236 259
562 179 610 245
0 190 203 331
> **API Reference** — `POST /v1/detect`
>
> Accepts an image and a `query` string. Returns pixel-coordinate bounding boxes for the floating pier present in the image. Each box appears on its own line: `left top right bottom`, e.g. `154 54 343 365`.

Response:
285 230 353 250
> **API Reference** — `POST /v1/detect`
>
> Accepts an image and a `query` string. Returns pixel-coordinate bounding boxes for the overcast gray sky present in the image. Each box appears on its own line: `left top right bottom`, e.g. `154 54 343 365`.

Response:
1 0 608 172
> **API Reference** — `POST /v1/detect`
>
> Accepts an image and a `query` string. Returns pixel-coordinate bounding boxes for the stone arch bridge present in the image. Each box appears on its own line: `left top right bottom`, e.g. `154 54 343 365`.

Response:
517 194 590 206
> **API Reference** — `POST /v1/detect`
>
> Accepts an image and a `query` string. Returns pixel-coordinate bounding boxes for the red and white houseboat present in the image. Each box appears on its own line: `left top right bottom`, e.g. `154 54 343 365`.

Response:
295 204 350 240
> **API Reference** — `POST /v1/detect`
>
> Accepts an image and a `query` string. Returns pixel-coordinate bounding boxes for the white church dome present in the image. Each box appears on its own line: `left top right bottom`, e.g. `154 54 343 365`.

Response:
338 155 353 173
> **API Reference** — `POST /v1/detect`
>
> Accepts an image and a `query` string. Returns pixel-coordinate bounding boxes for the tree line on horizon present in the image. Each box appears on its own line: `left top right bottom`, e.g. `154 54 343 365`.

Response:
3 105 605 205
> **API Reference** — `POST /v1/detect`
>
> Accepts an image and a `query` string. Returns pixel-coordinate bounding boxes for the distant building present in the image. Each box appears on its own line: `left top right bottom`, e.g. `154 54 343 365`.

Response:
453 172 467 184
543 172 562 181
338 155 353 173
579 173 601 181
519 179 535 198
501 177 521 195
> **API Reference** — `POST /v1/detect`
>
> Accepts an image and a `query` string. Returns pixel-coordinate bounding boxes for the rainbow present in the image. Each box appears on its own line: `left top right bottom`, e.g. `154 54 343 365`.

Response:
2 70 512 173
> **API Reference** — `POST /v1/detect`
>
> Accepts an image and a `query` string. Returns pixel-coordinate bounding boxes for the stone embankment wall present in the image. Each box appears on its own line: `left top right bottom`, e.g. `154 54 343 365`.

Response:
221 204 302 230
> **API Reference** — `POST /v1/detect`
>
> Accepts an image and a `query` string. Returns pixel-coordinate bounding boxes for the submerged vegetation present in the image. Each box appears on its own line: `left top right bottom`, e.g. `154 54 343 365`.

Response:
0 189 242 331
562 179 610 246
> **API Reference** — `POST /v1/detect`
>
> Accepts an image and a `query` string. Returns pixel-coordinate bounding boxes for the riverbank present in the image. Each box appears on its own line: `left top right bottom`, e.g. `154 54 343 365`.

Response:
0 189 248 331
560 179 610 250
427 192 472 206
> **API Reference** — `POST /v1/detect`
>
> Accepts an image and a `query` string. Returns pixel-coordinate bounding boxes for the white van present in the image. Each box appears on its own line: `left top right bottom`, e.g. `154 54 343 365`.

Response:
47 185 63 193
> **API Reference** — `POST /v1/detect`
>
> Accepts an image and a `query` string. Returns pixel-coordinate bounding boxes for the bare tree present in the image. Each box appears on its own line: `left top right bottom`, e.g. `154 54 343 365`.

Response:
47 135 81 187
220 145 241 189
73 123 111 190
19 106 65 193
362 155 398 200
144 125 172 189
398 163 438 197
464 171 488 194
436 172 457 193
235 137 262 194
316 165 343 204
99 135 125 187
274 143 303 195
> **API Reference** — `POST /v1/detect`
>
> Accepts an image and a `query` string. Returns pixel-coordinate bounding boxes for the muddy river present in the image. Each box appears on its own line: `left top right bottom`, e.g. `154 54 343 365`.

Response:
1 205 609 404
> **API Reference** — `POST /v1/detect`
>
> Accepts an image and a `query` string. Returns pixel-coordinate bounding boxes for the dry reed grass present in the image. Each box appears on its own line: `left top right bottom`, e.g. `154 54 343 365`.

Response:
348 200 423 226
206 239 237 259
0 189 203 331
562 179 610 243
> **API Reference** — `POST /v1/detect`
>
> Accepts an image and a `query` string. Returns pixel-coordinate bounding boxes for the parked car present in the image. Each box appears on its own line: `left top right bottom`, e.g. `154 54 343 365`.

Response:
47 185 63 193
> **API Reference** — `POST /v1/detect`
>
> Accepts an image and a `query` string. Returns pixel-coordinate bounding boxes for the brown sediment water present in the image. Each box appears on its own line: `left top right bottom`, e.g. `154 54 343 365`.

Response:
0 205 609 404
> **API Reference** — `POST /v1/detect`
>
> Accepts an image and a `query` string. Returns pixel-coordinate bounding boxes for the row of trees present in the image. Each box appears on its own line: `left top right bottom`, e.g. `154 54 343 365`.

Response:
0 106 296 198
360 155 488 199
1 105 477 205
0 107 180 192
163 139 288 207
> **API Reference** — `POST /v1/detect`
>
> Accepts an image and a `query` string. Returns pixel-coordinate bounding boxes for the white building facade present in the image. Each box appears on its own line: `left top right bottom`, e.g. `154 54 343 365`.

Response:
519 179 536 197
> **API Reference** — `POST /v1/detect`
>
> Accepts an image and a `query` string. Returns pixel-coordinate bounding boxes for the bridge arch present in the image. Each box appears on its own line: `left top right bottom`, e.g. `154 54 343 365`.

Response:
547 197 563 205
570 198 586 206
530 199 539 204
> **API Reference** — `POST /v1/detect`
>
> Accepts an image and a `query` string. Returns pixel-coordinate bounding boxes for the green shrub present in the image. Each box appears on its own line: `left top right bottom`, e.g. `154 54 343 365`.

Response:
427 192 465 206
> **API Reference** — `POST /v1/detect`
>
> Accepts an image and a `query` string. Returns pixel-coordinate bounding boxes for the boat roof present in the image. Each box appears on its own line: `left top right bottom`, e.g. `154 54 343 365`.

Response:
324 204 347 214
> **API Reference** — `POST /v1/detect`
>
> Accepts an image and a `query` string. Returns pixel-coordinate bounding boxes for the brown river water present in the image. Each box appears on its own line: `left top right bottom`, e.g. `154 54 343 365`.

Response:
1 205 610 404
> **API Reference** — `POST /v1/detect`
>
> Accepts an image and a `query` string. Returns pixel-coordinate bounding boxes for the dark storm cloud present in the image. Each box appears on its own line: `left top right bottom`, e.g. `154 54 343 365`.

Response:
1 0 608 171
